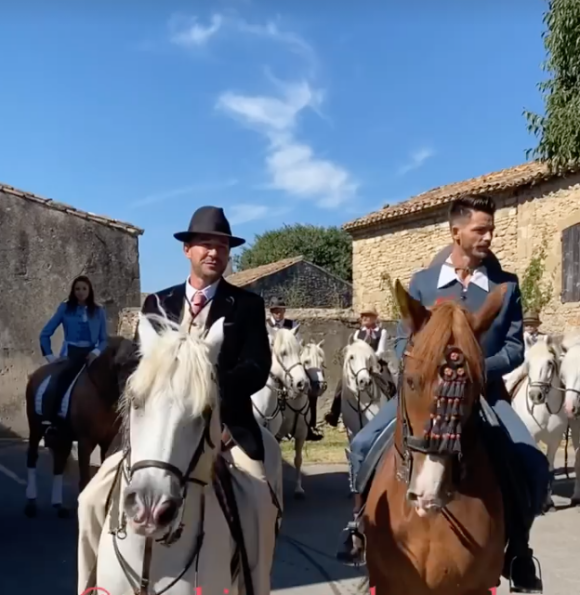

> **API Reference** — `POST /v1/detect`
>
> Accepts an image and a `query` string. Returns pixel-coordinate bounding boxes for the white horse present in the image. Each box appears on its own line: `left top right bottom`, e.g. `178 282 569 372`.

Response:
511 335 570 511
556 331 580 506
340 337 395 442
95 313 280 595
251 326 311 498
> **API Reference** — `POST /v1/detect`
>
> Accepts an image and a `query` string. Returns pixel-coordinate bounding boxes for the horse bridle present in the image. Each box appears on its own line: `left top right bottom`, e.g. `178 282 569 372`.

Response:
395 342 473 487
253 353 309 426
111 405 217 595
346 358 394 428
525 358 566 416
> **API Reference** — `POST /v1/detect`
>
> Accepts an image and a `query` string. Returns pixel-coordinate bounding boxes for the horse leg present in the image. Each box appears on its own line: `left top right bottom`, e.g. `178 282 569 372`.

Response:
24 421 43 518
52 438 73 518
77 438 95 493
293 429 306 500
543 436 558 512
570 420 580 506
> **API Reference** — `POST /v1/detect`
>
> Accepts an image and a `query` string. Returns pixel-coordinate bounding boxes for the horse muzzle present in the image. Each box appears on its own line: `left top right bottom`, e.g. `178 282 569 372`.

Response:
529 387 547 405
123 487 182 536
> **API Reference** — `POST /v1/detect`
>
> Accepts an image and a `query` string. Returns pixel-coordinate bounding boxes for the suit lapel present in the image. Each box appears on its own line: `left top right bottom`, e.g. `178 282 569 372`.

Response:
205 278 235 330
161 283 186 323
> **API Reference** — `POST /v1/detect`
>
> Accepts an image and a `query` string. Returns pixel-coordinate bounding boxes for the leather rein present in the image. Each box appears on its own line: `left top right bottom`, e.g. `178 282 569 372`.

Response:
110 406 216 595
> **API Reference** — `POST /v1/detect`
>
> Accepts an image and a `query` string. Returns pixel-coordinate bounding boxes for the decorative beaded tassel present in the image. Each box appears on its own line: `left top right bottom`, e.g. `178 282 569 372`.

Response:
423 346 466 454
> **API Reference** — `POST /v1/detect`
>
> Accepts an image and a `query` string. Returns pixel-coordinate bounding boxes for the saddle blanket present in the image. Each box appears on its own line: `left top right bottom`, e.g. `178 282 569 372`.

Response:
34 365 86 420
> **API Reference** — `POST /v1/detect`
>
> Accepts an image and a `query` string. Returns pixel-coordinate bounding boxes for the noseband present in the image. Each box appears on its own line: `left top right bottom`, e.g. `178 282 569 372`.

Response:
396 344 471 485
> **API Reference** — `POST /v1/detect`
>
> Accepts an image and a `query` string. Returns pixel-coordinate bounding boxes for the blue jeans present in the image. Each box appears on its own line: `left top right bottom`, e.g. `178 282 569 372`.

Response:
348 396 550 518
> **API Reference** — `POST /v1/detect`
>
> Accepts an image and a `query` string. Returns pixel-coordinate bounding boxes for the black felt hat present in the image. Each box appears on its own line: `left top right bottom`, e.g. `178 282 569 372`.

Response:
269 296 287 309
173 206 245 247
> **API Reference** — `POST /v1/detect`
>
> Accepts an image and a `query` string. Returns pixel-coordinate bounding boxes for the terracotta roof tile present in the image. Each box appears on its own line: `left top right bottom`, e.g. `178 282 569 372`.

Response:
343 161 579 233
1 182 143 236
226 255 304 287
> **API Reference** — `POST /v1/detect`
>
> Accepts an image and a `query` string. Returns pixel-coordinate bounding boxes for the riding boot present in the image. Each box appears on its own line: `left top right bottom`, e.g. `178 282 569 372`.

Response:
503 527 543 593
307 395 323 441
324 391 342 427
336 493 365 566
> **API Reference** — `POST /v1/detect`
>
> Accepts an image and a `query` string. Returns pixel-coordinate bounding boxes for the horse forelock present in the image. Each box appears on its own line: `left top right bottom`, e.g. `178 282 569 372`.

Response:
122 314 217 419
273 328 301 357
410 301 483 386
302 342 324 365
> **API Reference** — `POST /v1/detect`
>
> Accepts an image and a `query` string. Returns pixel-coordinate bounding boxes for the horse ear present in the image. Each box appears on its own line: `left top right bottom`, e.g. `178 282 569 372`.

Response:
394 279 429 334
317 339 324 349
524 332 534 351
205 317 225 365
471 283 508 336
137 314 159 358
291 324 300 336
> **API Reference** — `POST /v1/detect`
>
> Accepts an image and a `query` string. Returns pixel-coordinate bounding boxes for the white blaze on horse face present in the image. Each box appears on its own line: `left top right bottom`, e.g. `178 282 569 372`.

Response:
125 314 222 536
560 342 580 418
407 454 447 518
271 328 309 397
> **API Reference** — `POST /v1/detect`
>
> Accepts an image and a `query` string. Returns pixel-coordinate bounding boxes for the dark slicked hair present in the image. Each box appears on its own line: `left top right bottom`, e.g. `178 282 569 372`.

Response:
448 195 496 223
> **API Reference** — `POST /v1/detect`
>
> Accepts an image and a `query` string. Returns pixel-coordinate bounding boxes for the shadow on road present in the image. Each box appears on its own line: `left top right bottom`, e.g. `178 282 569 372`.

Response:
273 460 365 590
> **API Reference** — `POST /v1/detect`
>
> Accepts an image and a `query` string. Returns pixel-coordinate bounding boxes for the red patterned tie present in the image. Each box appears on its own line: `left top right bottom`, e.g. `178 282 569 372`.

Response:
191 292 207 317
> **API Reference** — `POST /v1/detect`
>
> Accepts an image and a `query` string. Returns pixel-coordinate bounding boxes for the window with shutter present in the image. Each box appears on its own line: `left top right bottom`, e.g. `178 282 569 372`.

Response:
561 223 580 303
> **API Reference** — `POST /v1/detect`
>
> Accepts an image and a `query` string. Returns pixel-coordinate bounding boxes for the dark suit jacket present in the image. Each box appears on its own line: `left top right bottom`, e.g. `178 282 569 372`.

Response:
140 277 271 461
394 257 525 403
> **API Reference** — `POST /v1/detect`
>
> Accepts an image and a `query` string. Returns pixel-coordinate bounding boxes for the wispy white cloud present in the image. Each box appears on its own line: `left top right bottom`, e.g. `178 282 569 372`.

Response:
168 13 316 71
169 13 224 47
216 80 357 209
398 147 435 175
130 179 238 208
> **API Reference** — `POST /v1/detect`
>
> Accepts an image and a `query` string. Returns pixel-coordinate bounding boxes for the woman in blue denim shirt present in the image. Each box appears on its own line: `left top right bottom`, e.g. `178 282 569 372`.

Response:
39 275 108 427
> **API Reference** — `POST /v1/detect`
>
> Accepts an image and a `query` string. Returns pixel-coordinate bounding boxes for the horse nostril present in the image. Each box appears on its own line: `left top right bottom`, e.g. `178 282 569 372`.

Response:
123 488 145 522
154 498 181 526
406 491 418 502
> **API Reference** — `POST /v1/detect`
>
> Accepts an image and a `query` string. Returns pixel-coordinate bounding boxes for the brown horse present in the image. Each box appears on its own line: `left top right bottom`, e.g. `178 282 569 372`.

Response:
363 280 508 595
24 335 135 518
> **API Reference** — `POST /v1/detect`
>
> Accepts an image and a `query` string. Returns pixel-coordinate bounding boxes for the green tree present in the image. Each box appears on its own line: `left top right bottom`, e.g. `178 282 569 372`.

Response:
233 223 353 282
520 236 553 313
524 0 580 171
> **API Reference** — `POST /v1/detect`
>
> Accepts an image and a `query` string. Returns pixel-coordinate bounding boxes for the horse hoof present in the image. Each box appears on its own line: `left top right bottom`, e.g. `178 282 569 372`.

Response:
54 505 70 519
24 500 37 518
294 491 306 500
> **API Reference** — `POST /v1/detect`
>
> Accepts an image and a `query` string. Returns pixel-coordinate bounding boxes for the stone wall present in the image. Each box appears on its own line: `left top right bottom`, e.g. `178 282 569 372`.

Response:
117 307 398 415
351 174 580 334
0 190 141 435
242 261 353 308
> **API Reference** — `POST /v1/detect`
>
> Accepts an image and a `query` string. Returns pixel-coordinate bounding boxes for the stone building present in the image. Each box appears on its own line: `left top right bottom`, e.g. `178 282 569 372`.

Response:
225 255 353 308
343 161 580 333
0 182 143 435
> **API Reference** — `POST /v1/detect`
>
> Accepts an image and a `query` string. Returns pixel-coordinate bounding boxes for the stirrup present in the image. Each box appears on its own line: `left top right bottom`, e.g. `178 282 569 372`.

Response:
336 520 366 567
508 554 543 594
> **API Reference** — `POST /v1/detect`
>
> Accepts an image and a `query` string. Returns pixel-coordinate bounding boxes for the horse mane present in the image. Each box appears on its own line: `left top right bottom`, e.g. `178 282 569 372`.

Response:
121 313 217 419
411 301 484 385
272 328 301 356
562 330 580 351
345 339 377 360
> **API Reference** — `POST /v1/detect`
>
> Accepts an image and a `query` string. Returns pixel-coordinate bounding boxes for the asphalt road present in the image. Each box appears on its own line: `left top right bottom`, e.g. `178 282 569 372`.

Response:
0 438 578 595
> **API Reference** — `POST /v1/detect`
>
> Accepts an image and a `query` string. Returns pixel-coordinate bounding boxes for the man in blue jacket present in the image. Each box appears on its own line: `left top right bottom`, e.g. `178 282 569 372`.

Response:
336 195 549 593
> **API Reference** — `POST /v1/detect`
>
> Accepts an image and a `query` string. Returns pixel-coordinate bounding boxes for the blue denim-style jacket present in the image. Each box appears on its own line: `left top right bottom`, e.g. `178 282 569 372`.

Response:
39 302 108 359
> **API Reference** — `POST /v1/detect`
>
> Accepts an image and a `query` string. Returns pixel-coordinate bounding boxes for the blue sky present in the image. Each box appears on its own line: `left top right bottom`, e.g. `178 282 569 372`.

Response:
0 0 548 292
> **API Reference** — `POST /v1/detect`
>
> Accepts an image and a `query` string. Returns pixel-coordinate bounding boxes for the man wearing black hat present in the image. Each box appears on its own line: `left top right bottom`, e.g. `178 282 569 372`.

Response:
77 206 280 595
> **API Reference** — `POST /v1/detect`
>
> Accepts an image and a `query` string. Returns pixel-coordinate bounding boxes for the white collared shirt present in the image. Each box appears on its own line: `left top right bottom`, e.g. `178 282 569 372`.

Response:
185 277 220 306
437 257 489 292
